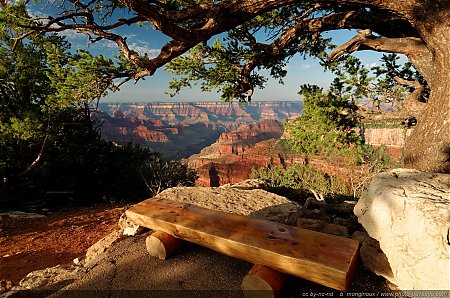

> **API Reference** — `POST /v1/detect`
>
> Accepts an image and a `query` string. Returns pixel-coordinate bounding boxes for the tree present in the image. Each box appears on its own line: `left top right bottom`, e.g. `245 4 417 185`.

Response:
0 1 118 190
284 83 361 158
6 0 450 173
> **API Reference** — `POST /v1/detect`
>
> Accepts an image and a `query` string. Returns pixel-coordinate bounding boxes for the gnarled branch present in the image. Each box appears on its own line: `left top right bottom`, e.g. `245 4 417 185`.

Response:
394 76 426 117
327 30 433 82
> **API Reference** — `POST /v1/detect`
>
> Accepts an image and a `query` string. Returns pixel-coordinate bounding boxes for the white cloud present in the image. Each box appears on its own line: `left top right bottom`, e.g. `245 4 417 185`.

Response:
301 63 313 69
128 41 160 57
26 7 48 19
87 36 161 58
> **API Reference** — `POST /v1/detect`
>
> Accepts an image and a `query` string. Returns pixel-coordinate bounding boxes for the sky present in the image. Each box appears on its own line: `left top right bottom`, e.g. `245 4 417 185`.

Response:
27 2 394 103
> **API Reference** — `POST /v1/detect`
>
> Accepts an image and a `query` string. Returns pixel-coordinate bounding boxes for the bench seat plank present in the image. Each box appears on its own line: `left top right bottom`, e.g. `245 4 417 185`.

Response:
126 198 359 291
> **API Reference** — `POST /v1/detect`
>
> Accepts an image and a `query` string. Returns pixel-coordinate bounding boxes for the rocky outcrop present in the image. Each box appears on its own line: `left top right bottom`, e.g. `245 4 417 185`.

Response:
133 125 169 142
152 184 300 224
217 120 284 155
354 168 449 290
10 264 84 293
363 127 412 159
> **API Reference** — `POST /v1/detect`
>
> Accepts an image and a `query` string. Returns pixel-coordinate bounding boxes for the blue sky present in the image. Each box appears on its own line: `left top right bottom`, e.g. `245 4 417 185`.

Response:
101 30 385 103
27 3 393 103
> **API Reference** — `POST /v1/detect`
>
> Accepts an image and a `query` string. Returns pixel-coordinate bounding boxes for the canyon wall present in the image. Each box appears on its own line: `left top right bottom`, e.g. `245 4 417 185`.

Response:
189 124 410 187
363 127 411 159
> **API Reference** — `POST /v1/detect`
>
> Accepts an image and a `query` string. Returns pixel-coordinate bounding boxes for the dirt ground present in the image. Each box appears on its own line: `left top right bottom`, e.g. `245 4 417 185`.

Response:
0 203 128 289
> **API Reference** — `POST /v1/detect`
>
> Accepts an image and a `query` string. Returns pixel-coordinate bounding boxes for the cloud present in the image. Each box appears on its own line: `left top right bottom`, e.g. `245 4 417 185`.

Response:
26 6 49 19
86 36 161 58
301 63 313 69
128 40 160 57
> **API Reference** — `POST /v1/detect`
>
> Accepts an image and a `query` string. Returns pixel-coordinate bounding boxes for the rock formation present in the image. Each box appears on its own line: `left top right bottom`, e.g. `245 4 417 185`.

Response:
362 127 411 159
188 119 288 186
96 101 303 159
354 169 449 290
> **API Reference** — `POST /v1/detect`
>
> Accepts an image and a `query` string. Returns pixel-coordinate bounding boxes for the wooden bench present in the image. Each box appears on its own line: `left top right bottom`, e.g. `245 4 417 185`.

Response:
126 198 359 292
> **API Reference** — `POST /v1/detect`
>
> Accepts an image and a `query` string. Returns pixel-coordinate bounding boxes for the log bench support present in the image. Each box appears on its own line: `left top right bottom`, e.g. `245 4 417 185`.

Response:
126 198 359 291
145 230 185 260
242 264 288 298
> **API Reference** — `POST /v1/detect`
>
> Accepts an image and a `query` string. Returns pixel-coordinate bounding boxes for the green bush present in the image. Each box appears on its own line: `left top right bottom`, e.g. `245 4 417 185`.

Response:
251 144 398 201
251 163 351 203
1 111 197 208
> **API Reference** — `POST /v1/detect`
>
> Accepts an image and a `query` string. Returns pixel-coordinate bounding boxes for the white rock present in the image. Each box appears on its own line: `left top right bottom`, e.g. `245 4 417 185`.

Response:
354 168 449 290
118 212 146 236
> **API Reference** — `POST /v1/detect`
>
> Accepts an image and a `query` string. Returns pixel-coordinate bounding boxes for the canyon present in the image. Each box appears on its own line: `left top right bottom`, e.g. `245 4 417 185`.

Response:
188 124 409 187
96 101 303 159
97 101 408 187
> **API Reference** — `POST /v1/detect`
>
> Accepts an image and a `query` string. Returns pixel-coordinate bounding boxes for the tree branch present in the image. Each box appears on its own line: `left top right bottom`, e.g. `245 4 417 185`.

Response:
237 9 417 98
326 30 433 81
327 29 373 61
394 76 426 117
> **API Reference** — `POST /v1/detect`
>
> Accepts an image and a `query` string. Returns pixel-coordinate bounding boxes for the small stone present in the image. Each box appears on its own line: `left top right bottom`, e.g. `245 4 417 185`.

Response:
118 212 146 236
72 257 84 266
296 218 349 237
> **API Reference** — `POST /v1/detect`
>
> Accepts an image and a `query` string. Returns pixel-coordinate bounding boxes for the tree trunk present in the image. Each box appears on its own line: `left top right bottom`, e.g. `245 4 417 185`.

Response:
404 23 450 173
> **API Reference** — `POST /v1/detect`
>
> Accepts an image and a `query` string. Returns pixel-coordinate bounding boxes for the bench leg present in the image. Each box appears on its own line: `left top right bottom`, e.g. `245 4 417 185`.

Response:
242 264 288 298
145 230 184 260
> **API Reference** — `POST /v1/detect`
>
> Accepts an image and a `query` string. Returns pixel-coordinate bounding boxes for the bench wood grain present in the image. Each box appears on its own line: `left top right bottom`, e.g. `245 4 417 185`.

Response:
126 198 359 291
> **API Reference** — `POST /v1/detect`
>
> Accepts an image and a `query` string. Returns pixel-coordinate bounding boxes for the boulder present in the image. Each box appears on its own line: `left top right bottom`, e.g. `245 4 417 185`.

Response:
84 230 123 268
354 169 449 290
152 186 300 224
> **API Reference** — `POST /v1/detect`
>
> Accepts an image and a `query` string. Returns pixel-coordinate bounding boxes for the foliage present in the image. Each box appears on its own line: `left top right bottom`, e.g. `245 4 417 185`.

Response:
141 155 197 197
363 118 408 129
264 55 404 200
284 76 362 163
251 144 397 201
166 8 333 101
251 163 351 202
0 3 197 208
